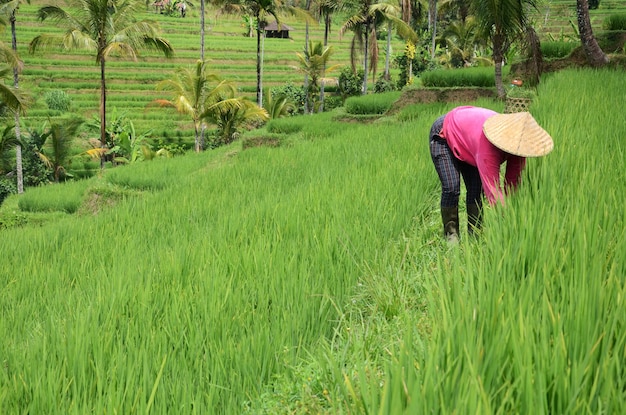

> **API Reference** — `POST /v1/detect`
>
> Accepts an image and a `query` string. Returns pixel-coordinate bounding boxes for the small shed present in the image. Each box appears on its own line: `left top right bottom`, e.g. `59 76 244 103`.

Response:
264 21 293 39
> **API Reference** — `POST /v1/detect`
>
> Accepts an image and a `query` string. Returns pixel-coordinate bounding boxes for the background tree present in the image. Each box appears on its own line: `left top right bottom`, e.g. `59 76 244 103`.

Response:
203 97 269 146
0 124 18 203
315 0 343 110
155 60 243 152
36 117 84 182
29 0 174 168
295 40 341 113
20 121 52 187
428 0 436 58
576 0 608 67
0 14 27 199
317 0 342 47
218 0 315 107
1 0 29 194
339 0 378 94
0 65 23 114
264 89 296 119
471 0 538 98
370 1 418 80
437 16 485 68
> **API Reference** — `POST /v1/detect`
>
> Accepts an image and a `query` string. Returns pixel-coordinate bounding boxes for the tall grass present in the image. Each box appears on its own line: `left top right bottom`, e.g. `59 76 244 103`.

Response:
17 180 90 213
0 111 431 413
421 66 499 87
304 68 626 414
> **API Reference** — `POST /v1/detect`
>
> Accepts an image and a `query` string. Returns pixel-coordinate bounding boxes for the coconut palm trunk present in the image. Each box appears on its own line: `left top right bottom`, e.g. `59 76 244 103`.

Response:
99 56 107 168
576 0 608 67
201 0 206 59
256 19 263 106
384 21 391 79
493 33 506 98
362 21 369 94
200 0 206 150
303 0 311 113
429 0 437 59
9 10 23 193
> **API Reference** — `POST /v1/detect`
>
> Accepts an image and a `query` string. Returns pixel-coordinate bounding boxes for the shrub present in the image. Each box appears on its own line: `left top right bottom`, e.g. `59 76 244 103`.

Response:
0 210 28 230
0 177 16 206
322 95 343 111
374 76 397 93
270 83 306 115
19 127 51 187
393 50 430 89
603 13 626 30
338 67 364 100
43 89 72 112
344 91 401 115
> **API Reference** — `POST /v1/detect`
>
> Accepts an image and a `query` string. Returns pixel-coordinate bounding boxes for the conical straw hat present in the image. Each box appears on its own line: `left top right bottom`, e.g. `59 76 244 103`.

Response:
483 112 554 157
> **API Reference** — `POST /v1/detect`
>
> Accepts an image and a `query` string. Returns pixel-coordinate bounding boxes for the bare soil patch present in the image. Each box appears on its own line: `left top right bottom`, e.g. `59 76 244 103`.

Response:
387 87 497 115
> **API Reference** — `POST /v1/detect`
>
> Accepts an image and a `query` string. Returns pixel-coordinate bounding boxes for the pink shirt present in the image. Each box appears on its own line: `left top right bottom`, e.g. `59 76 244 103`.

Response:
442 106 526 205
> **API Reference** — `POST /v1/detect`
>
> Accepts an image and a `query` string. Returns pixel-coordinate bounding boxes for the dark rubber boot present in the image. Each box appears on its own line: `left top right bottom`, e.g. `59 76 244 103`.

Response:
441 206 460 243
467 203 483 236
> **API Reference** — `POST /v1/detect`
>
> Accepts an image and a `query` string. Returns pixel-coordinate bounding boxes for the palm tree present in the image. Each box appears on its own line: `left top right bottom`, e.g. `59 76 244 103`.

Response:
36 117 84 182
264 89 296 119
428 0 436 59
437 17 487 68
314 0 343 111
29 0 174 168
471 0 538 98
295 40 341 113
0 65 24 114
340 0 378 94
0 124 18 177
1 0 28 194
370 1 417 80
203 97 269 146
223 0 315 107
154 60 243 152
317 0 341 47
341 0 416 93
576 0 608 67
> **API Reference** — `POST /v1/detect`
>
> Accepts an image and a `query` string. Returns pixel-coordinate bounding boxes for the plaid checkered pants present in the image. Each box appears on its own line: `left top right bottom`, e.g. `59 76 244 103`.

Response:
429 115 483 209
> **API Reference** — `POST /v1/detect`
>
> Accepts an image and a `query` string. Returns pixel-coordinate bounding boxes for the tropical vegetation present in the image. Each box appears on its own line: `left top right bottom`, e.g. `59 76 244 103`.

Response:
1 67 625 414
0 2 625 411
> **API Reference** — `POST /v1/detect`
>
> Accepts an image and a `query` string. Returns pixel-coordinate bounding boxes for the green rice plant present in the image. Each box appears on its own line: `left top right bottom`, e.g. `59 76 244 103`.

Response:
314 68 626 414
395 101 450 122
603 12 626 30
541 40 578 58
103 153 206 190
17 180 89 213
43 90 72 112
262 111 350 140
0 108 430 413
344 91 402 115
421 66 497 87
265 118 303 135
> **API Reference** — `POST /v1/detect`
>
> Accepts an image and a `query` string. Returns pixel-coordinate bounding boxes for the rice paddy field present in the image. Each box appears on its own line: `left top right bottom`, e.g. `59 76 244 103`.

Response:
4 0 407 142
0 66 624 413
5 0 625 147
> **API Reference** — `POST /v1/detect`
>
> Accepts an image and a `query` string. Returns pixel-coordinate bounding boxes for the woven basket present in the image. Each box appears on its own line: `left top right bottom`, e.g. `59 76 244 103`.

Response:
505 97 532 114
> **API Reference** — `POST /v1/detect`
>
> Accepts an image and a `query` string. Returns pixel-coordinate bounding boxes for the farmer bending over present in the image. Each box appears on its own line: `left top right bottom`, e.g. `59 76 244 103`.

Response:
429 106 553 242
